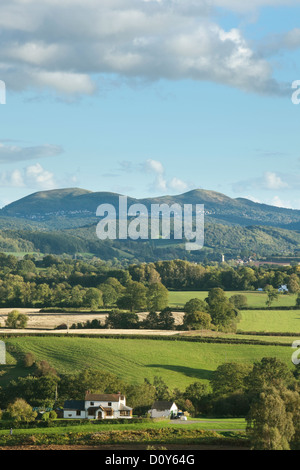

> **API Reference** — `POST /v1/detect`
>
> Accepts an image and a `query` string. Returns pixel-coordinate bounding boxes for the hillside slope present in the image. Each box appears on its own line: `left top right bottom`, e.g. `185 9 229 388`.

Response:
1 187 300 230
0 188 299 261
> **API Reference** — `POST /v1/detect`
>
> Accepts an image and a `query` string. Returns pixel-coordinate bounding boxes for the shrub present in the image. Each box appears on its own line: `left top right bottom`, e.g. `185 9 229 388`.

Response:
23 352 35 367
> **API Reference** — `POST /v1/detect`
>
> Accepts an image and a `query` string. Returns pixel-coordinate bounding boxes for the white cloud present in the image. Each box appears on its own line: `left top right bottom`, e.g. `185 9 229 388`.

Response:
145 159 165 175
169 177 188 192
144 158 190 193
212 0 300 12
264 171 289 190
25 163 56 189
0 0 291 96
0 163 55 189
233 171 292 192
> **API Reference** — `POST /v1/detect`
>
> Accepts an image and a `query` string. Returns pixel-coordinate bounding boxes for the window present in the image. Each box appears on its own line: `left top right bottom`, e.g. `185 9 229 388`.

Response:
76 410 81 416
108 402 112 406
90 402 94 406
120 411 130 416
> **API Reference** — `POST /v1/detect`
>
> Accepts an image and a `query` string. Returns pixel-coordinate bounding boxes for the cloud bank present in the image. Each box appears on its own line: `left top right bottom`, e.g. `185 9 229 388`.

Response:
0 0 295 96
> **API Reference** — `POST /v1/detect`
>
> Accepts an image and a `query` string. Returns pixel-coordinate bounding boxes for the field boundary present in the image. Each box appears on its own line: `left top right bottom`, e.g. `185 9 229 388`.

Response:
0 331 294 347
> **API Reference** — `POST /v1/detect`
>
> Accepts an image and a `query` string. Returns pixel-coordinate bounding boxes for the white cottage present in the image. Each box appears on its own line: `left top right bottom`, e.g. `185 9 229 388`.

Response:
149 401 178 419
278 284 288 293
63 392 133 420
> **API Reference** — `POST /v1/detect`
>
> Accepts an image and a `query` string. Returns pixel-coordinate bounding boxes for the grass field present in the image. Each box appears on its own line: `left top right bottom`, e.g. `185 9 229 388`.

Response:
168 291 297 308
0 418 246 436
0 336 294 390
238 310 300 334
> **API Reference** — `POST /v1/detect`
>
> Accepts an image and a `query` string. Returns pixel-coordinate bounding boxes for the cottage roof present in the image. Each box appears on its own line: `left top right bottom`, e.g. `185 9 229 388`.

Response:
85 393 124 402
151 401 176 411
119 404 133 411
63 400 85 411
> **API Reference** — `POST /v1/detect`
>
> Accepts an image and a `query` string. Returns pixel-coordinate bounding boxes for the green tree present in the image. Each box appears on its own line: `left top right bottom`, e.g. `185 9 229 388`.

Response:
7 399 37 423
5 310 29 329
98 283 118 307
158 308 175 330
82 288 103 310
182 310 212 330
265 285 279 307
245 357 295 394
246 386 295 450
211 363 253 397
206 288 238 331
105 310 139 329
184 298 207 314
125 381 156 413
117 281 148 312
229 294 248 309
146 282 169 312
184 382 208 415
142 311 160 329
153 376 171 401
287 274 300 294
58 369 124 402
23 352 35 368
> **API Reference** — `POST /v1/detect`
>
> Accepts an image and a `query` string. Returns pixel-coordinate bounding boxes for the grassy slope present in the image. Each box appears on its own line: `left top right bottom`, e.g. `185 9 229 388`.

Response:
1 336 293 390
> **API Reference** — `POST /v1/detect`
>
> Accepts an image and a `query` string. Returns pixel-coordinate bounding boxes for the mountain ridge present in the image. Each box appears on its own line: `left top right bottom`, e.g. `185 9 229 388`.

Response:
1 187 299 231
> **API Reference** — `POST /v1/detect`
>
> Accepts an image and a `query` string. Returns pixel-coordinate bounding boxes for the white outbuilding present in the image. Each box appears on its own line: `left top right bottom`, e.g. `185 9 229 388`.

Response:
148 401 178 419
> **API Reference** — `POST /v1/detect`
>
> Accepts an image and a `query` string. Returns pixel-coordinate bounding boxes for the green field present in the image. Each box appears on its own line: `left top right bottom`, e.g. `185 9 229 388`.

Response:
238 310 300 334
0 336 294 390
0 418 246 436
168 291 297 308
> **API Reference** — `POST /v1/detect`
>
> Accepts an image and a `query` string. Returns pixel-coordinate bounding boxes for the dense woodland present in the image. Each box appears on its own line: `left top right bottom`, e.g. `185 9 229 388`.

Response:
0 253 299 309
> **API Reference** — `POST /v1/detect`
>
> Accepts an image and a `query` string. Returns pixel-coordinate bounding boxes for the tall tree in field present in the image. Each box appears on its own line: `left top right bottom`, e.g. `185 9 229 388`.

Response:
246 386 295 450
206 288 238 331
265 285 279 307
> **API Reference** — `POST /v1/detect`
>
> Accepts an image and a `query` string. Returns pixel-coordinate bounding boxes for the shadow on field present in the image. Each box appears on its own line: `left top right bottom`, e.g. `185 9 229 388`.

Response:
146 364 212 381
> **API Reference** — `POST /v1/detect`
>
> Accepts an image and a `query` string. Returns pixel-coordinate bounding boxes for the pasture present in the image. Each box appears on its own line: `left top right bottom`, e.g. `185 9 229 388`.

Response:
238 309 300 334
168 291 297 308
0 336 293 391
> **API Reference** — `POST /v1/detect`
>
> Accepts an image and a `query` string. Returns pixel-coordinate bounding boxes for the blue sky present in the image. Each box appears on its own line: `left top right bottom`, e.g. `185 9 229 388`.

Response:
0 0 300 209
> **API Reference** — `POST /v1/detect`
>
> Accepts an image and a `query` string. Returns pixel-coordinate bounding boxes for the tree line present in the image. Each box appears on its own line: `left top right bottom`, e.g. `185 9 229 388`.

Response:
0 253 299 310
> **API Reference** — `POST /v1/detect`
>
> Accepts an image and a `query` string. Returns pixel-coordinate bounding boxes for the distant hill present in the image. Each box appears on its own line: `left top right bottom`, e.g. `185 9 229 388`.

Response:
1 187 300 230
0 187 299 262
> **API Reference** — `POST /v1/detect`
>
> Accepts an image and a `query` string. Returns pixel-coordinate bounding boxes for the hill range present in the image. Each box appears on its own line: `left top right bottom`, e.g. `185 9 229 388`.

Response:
0 188 299 262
